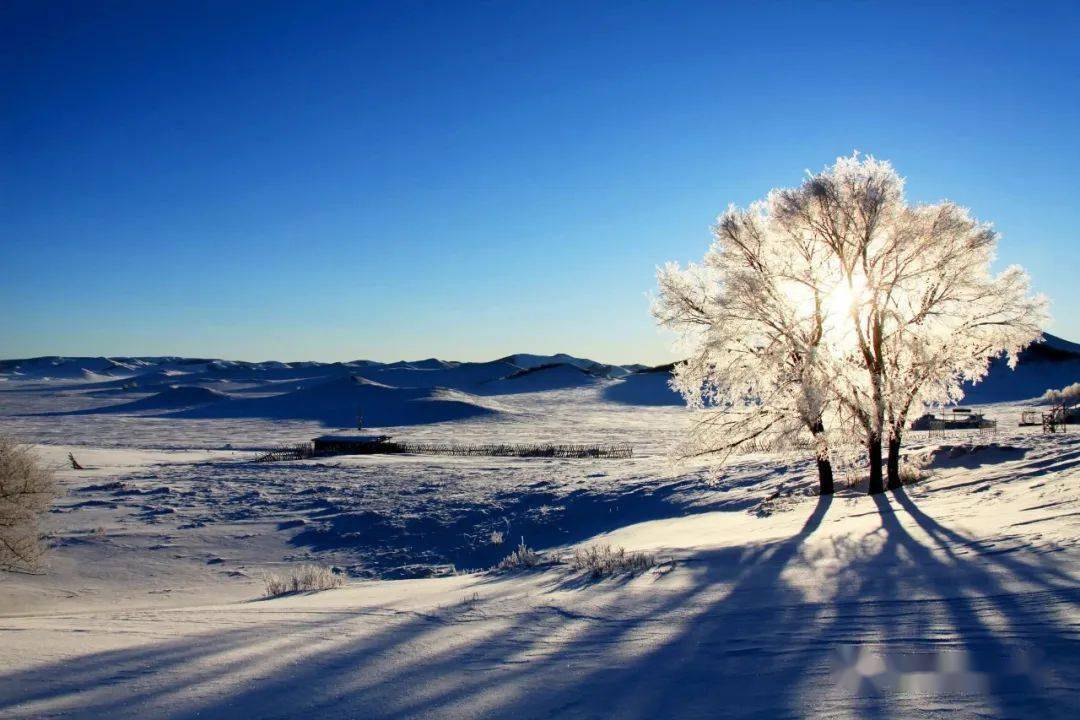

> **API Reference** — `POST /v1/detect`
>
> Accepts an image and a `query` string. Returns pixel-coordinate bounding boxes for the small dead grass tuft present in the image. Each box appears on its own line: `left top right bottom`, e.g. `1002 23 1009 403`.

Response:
493 540 542 571
263 564 344 597
571 544 655 578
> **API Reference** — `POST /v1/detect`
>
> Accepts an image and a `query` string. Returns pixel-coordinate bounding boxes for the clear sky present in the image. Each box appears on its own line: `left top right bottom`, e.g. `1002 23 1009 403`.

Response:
3 1 1078 365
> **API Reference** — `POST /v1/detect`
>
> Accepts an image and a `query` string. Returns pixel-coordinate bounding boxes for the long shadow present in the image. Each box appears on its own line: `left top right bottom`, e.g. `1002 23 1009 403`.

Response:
2 493 1077 718
865 492 1079 718
341 495 838 720
892 485 1079 591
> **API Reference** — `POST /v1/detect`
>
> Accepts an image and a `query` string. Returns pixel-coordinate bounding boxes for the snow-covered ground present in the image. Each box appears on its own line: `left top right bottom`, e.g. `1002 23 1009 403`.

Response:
0 359 1077 718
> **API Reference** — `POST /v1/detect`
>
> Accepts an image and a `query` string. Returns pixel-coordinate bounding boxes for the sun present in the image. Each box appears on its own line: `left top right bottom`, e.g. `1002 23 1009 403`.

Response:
823 274 868 329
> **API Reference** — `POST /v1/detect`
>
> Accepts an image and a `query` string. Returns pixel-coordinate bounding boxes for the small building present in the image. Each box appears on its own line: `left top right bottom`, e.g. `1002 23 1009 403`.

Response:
911 408 996 431
312 433 392 456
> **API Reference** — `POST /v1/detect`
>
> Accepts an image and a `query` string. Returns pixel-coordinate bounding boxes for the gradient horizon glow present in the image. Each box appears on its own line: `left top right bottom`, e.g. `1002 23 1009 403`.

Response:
3 1 1078 365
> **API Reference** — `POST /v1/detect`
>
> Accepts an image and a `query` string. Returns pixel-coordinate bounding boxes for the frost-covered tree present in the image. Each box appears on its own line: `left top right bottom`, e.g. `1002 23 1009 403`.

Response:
878 254 1044 488
658 154 1046 495
1041 382 1080 407
654 200 846 495
0 438 56 572
768 155 905 493
771 154 1046 493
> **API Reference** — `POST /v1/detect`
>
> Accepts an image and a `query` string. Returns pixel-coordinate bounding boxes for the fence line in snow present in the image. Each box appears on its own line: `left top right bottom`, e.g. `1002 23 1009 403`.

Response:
253 443 315 462
385 442 633 459
254 441 633 462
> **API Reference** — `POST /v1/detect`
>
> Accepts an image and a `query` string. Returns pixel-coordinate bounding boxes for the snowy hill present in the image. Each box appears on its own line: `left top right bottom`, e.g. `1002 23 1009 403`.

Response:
497 352 600 370
168 375 500 427
0 356 121 380
498 353 632 378
1 333 1076 423
485 362 604 394
354 359 523 391
602 366 684 406
962 332 1080 403
74 385 232 413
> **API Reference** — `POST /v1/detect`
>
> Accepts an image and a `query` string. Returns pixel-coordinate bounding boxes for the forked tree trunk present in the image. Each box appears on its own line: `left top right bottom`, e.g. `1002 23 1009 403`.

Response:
886 432 903 490
867 433 885 495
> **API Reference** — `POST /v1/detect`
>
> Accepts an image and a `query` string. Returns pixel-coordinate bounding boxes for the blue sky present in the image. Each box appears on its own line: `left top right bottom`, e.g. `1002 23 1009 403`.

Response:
3 1 1078 365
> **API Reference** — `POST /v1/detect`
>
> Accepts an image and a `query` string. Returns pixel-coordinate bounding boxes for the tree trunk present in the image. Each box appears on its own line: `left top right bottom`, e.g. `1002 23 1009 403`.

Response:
867 433 885 495
816 455 835 496
809 420 834 496
886 432 902 490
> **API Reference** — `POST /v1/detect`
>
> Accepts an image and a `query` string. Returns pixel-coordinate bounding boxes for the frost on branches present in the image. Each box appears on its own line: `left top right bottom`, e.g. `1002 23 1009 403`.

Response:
655 154 1047 495
653 197 846 495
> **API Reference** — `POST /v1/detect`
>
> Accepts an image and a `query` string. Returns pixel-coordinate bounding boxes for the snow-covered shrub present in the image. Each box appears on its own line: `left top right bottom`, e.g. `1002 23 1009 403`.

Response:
263 564 344 597
571 545 655 578
494 540 542 571
0 438 57 572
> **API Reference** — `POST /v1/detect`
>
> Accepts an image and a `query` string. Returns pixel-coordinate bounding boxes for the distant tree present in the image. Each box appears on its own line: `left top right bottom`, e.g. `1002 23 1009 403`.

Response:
654 197 846 496
1042 382 1080 407
0 438 57 572
771 154 1046 492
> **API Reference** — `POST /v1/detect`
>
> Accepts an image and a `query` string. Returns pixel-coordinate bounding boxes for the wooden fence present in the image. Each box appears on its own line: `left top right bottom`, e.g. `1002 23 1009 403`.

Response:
254 441 632 462
253 443 315 462
384 442 633 459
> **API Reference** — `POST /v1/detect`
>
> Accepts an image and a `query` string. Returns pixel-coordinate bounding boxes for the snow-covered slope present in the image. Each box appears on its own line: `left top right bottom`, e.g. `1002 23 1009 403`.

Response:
602 365 683 406
74 385 233 413
168 375 501 427
0 356 122 380
354 359 523 390
498 352 601 370
483 362 604 394
5 333 1070 408
962 333 1080 404
0 429 1075 719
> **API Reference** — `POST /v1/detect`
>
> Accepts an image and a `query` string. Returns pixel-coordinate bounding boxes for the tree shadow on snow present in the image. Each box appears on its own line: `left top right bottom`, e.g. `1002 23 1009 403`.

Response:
2 493 1077 719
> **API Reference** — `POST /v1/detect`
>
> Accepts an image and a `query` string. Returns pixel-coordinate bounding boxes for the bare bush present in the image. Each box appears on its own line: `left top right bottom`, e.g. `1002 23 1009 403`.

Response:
571 544 655 578
494 540 542 571
898 459 928 485
0 438 57 572
263 564 344 597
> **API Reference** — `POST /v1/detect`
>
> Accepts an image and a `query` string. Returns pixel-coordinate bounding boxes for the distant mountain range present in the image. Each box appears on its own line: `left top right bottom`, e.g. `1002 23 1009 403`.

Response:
2 334 1077 426
0 352 639 381
0 352 675 427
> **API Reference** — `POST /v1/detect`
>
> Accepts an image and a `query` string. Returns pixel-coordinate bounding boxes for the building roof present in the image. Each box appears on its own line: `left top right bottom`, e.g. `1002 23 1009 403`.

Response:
312 433 391 443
